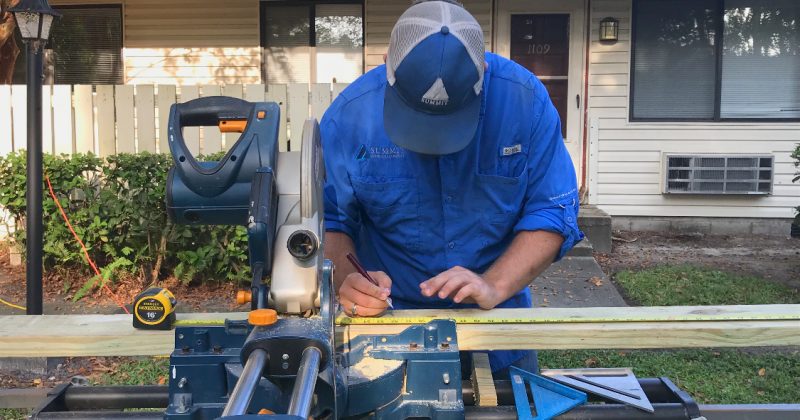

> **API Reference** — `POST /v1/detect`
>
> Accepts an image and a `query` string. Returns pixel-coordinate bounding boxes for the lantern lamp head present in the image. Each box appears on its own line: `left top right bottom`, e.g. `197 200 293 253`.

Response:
599 17 619 42
9 0 61 43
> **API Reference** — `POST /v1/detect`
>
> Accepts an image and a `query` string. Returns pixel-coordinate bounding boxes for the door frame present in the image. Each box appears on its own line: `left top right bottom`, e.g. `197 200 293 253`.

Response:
493 0 588 182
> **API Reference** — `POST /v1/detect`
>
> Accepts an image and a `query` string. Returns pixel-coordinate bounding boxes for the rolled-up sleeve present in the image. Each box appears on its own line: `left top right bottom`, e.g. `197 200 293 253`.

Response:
513 83 584 261
320 114 360 241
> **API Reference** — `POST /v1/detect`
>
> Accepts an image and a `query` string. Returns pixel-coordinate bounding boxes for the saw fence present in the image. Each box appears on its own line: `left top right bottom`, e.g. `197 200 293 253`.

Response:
0 304 798 357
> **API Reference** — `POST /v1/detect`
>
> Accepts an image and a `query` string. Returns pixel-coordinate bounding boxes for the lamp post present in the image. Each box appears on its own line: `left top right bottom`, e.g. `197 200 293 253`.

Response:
10 0 60 315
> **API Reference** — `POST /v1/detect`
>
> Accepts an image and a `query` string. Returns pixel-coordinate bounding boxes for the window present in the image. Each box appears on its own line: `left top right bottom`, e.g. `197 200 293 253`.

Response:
12 5 123 85
631 0 800 121
261 2 364 84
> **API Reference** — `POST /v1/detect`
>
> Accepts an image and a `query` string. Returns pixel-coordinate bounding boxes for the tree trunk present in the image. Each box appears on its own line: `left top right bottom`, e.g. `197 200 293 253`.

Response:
0 0 21 84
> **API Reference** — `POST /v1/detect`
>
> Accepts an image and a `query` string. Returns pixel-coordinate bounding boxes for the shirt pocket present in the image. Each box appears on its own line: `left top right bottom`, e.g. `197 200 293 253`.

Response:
350 176 421 250
473 171 527 242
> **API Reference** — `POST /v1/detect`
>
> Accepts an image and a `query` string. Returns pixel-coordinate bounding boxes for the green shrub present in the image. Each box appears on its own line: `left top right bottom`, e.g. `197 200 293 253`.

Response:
0 152 250 298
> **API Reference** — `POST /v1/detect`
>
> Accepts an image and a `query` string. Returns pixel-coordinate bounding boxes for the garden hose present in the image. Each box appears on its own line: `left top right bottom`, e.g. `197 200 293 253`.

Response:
0 296 25 311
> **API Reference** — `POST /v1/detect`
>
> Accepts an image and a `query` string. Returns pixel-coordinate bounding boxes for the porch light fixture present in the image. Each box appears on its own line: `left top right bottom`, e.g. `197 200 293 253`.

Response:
10 0 60 48
599 17 619 42
10 0 60 315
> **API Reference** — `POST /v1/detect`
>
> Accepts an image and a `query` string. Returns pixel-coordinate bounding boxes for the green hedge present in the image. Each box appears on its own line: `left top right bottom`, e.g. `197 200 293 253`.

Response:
0 152 249 299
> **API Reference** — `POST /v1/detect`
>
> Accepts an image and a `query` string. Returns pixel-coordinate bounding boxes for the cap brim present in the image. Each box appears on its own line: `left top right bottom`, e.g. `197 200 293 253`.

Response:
383 84 481 155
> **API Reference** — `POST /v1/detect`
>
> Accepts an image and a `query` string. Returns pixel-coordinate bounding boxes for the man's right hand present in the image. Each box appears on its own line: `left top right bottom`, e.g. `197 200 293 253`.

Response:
338 271 392 317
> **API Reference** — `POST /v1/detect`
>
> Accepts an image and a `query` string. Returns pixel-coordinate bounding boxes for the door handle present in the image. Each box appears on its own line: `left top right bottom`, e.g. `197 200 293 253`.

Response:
576 94 581 109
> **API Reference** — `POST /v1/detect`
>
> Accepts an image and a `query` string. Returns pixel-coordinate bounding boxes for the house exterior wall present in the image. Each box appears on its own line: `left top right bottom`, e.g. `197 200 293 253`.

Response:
51 0 261 85
364 0 493 71
587 0 800 219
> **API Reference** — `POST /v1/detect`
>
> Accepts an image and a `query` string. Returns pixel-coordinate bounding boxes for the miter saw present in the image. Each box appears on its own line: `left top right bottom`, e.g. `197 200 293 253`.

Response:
29 97 711 419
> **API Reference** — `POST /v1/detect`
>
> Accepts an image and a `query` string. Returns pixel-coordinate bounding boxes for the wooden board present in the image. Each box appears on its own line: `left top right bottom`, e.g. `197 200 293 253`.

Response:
332 83 348 101
156 85 176 154
73 85 95 154
95 85 116 157
310 83 331 121
287 83 309 152
41 85 53 154
179 85 200 156
201 84 222 154
0 85 13 154
115 85 136 153
0 306 798 357
245 84 265 102
266 84 288 152
10 85 26 152
471 352 497 407
52 85 74 155
136 85 157 153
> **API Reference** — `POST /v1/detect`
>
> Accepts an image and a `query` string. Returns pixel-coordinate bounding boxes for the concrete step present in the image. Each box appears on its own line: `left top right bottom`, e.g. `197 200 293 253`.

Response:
566 237 594 257
578 205 612 253
532 256 628 308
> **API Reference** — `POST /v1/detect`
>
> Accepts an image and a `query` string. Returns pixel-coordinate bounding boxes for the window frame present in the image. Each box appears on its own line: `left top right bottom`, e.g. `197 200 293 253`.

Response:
12 3 124 85
629 0 800 123
259 0 366 84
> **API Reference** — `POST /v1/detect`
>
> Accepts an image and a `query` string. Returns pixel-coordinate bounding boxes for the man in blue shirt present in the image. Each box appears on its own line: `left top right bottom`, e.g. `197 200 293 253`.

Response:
321 0 582 373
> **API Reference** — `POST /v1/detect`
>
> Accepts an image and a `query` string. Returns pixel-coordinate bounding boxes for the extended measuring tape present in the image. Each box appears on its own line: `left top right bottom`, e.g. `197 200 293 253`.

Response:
153 306 800 329
335 310 800 326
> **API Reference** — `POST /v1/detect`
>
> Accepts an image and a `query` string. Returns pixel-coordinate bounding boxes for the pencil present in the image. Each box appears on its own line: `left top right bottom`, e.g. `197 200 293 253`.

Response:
345 253 394 309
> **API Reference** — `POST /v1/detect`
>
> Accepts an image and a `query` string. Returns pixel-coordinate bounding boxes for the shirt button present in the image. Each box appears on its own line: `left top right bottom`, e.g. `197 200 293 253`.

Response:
567 216 574 222
445 195 453 203
448 241 455 249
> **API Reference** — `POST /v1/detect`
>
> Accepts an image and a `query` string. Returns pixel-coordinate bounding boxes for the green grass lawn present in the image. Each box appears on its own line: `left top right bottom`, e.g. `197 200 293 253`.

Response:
539 348 800 404
539 264 800 404
614 265 800 306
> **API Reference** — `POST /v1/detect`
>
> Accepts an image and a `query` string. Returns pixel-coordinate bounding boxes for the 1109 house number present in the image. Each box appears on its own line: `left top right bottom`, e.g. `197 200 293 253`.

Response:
527 44 551 55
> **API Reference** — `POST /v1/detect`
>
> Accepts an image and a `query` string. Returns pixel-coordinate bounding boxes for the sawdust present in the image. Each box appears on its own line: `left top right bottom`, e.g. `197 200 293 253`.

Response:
348 356 402 380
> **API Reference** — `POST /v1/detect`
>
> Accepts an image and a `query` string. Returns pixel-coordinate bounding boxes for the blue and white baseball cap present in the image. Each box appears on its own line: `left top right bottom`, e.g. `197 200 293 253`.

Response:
384 0 485 155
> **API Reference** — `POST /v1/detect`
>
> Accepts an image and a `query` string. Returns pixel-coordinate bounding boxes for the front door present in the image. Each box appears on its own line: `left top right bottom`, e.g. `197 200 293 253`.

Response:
495 0 587 183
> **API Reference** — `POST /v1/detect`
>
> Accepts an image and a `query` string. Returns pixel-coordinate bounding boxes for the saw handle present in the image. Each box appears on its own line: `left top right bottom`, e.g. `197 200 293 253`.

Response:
173 96 252 127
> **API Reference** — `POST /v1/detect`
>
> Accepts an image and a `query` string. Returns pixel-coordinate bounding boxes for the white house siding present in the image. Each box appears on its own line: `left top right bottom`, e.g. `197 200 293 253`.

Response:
365 0 492 72
587 0 800 219
52 0 261 85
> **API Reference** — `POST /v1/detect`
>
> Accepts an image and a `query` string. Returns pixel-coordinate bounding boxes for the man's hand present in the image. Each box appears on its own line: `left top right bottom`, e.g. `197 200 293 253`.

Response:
420 266 502 309
338 271 392 317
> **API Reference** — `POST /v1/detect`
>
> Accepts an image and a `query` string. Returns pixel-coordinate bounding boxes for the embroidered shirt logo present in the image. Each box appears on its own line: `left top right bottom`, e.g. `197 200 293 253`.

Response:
421 78 449 106
501 144 522 156
356 145 406 160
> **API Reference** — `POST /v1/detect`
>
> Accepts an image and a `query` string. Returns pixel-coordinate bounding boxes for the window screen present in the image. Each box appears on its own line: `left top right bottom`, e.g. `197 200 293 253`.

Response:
262 2 363 84
263 6 312 84
12 5 123 85
632 0 800 121
315 4 363 84
632 0 717 119
721 0 800 118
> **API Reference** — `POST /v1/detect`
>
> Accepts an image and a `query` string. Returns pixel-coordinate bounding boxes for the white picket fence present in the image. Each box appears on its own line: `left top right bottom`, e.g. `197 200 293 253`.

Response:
0 83 351 157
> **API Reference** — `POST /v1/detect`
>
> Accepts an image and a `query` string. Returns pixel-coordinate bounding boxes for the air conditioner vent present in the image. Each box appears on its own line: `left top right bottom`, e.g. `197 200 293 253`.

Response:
664 154 773 195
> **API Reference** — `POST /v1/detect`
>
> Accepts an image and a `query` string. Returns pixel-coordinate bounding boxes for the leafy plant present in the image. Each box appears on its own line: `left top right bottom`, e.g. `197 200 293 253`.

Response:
0 152 251 298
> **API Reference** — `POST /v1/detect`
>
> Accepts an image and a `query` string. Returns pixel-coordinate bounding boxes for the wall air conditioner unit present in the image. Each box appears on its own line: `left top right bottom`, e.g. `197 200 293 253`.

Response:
663 154 773 195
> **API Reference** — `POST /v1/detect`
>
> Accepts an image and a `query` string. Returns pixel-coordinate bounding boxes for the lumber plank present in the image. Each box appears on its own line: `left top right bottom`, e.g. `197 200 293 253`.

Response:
136 85 157 153
471 352 497 407
73 85 95 154
114 85 136 154
0 306 798 357
338 304 800 324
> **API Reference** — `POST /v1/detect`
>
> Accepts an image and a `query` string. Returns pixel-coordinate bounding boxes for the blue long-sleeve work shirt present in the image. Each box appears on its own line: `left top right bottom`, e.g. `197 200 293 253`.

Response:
321 52 583 371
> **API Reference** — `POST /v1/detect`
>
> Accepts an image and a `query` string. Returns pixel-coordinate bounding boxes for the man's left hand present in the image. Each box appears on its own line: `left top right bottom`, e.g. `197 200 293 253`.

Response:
419 266 502 309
